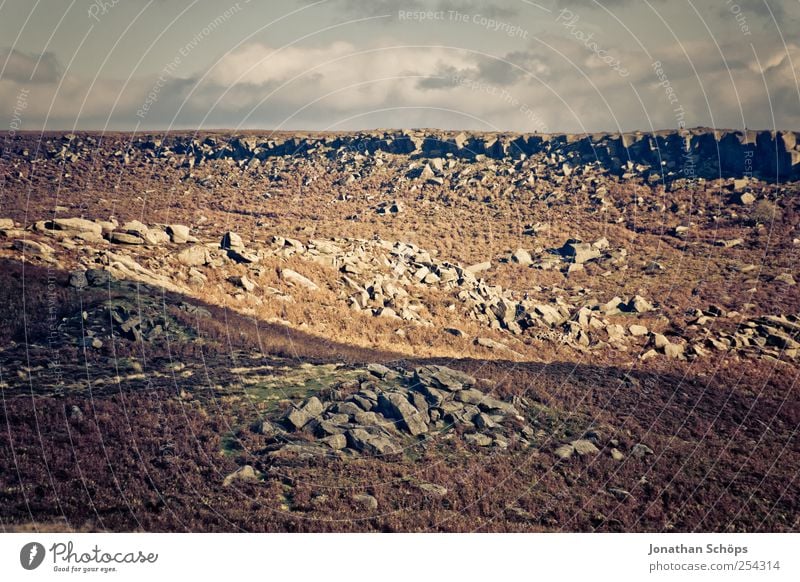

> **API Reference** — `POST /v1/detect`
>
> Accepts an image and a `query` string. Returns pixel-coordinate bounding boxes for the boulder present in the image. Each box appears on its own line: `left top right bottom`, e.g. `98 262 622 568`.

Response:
561 241 601 264
281 269 319 291
626 295 654 313
221 231 244 251
222 465 261 487
465 261 491 274
108 231 145 245
377 392 428 436
346 428 400 455
68 270 88 289
464 433 493 446
352 493 378 510
12 239 54 256
166 224 191 243
85 268 114 286
571 439 600 456
175 245 209 267
511 248 533 266
50 218 103 236
415 365 476 391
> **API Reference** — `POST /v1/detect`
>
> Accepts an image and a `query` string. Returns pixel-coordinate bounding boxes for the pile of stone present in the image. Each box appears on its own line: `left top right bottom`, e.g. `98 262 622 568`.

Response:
255 364 534 462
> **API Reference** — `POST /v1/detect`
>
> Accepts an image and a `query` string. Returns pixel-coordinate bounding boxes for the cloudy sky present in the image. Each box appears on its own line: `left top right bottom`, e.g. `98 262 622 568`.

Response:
1 0 798 133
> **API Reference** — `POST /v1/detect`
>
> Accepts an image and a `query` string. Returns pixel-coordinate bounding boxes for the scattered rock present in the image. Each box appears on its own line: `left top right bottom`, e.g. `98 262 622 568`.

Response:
223 465 261 487
281 269 319 291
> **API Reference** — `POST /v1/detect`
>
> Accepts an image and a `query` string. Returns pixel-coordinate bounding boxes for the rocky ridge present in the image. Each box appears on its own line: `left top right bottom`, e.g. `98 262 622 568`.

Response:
7 128 800 180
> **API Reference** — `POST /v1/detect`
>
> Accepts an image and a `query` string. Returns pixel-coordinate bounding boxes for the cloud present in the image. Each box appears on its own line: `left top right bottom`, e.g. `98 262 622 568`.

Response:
321 0 518 18
0 31 798 133
0 48 62 84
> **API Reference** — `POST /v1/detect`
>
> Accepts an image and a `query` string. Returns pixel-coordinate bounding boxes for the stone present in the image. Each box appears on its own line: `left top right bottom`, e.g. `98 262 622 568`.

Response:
418 482 448 497
166 224 191 243
651 333 670 349
222 465 261 487
366 363 391 378
444 327 465 337
51 218 103 236
352 493 378 510
511 248 533 266
69 270 89 289
627 295 654 313
227 248 260 264
629 324 649 337
571 439 600 456
415 365 476 391
281 268 319 291
86 269 114 286
455 388 484 405
108 231 145 245
773 273 796 286
221 231 244 251
465 261 491 274
284 397 324 430
377 392 428 436
320 434 347 450
175 245 209 267
230 275 255 292
346 428 400 455
562 241 601 264
631 443 654 458
663 342 685 359
464 433 493 446
474 413 497 430
610 448 625 461
554 444 574 459
13 239 54 256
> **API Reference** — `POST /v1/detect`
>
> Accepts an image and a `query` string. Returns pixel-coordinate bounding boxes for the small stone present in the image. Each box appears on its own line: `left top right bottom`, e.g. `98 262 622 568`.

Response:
352 493 378 511
554 444 574 459
222 465 261 487
571 439 600 456
631 443 654 458
464 433 493 447
69 270 89 289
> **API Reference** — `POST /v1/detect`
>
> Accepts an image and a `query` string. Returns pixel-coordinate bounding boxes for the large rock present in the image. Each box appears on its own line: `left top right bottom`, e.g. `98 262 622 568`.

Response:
175 245 209 266
414 365 476 391
377 392 428 436
50 218 103 236
13 239 54 256
166 224 191 243
511 248 533 266
281 269 319 291
346 428 401 455
108 231 145 245
221 231 244 251
561 240 601 264
68 270 89 289
222 465 261 487
284 396 325 430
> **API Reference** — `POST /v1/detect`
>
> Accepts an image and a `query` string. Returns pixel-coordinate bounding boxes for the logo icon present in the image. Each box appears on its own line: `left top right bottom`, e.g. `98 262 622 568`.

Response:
20 542 46 570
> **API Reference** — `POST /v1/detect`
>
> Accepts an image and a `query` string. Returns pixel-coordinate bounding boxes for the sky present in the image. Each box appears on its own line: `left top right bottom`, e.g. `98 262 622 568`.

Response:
0 0 798 133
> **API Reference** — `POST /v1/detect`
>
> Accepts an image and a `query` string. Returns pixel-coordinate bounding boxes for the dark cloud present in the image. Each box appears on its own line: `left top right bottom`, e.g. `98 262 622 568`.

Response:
0 48 62 84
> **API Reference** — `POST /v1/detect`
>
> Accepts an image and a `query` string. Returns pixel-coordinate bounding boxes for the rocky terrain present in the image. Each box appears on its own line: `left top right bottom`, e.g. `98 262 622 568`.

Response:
0 129 798 533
